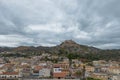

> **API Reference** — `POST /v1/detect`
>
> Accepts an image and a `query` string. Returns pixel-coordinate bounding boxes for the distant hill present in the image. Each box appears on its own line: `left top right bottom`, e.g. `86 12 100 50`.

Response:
58 40 100 54
0 40 120 61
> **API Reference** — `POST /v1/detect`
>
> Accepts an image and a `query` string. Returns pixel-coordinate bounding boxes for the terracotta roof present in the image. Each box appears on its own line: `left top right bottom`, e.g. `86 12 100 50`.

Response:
53 63 69 68
53 64 61 68
34 66 43 70
3 63 14 67
109 66 120 69
1 72 19 75
53 71 69 78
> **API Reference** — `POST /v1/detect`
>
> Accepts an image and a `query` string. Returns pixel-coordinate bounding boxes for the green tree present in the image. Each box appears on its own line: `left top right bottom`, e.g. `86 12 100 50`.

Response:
75 70 82 78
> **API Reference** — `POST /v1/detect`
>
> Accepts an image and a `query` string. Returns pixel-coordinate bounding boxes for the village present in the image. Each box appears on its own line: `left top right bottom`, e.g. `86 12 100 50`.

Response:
0 53 119 80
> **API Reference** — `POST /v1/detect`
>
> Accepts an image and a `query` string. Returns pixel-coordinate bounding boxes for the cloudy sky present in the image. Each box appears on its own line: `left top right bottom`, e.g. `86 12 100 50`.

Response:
0 0 120 49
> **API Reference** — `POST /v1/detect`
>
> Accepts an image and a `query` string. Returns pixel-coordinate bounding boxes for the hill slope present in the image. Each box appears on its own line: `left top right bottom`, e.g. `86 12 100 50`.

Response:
0 40 120 61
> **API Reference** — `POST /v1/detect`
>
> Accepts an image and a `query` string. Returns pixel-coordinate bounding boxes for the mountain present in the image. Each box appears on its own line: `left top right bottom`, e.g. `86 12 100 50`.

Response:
58 40 100 54
0 40 120 61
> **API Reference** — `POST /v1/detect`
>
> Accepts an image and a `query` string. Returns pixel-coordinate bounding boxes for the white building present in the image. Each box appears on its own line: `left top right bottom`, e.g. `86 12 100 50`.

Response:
0 71 21 79
53 67 62 73
108 67 120 75
112 75 120 80
39 68 51 77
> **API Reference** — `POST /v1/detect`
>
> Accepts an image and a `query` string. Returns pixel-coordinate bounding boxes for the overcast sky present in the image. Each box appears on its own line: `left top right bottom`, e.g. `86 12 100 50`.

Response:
0 0 120 49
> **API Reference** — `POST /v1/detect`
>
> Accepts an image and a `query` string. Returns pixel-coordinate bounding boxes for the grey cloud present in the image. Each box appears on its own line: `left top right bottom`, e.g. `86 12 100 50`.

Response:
0 0 120 49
